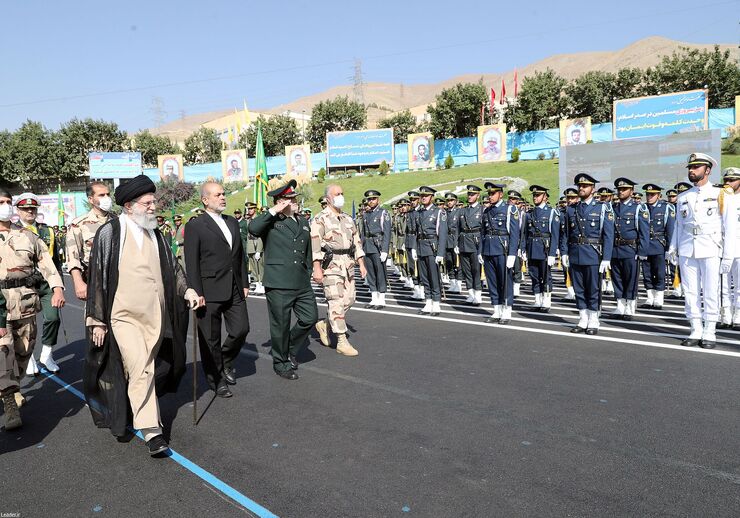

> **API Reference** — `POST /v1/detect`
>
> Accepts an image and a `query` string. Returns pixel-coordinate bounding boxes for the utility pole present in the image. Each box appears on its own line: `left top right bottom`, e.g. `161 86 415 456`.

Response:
351 58 365 106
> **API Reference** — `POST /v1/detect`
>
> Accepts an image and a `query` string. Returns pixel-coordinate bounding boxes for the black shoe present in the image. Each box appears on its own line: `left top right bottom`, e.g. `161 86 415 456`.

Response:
733 324 740 331
571 326 586 333
223 368 236 385
717 323 732 329
680 338 700 347
622 315 633 322
364 303 375 309
639 302 653 309
699 340 716 349
216 382 233 398
499 319 510 325
653 305 663 310
146 435 169 456
539 307 550 313
289 354 299 370
585 328 598 335
275 369 299 380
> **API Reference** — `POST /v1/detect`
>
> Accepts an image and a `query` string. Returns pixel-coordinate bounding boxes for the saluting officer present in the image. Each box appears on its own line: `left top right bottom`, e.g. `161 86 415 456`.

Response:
609 178 650 321
639 184 675 310
561 173 615 335
413 186 447 316
523 185 560 312
359 190 391 310
480 182 520 324
443 193 462 293
405 191 423 299
456 185 484 305
669 153 736 348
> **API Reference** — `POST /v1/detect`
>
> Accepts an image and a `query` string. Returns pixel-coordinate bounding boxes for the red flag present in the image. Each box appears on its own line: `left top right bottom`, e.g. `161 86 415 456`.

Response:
514 70 518 98
500 79 506 105
489 88 496 114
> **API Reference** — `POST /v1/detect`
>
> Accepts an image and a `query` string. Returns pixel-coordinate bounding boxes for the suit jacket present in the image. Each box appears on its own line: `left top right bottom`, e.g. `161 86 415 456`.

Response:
184 212 249 302
247 211 313 290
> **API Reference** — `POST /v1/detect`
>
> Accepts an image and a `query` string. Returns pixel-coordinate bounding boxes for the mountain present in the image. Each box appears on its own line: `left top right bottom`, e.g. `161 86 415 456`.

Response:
151 36 738 137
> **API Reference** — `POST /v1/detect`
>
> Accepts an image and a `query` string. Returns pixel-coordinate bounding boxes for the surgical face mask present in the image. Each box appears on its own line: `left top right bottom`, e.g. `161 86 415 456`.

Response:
333 195 345 209
0 203 12 221
98 196 113 212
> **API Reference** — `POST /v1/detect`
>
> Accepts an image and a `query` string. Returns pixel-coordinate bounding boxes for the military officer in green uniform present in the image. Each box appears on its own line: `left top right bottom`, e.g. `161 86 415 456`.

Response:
240 202 265 294
13 193 63 374
248 180 318 380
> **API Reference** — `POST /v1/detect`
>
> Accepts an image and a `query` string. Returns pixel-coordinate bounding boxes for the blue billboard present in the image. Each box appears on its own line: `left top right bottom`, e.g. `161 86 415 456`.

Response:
326 129 394 167
89 151 142 179
613 89 708 140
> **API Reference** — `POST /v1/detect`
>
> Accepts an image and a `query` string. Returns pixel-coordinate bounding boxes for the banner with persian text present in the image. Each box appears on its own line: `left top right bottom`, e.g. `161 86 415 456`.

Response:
612 89 708 140
326 129 394 167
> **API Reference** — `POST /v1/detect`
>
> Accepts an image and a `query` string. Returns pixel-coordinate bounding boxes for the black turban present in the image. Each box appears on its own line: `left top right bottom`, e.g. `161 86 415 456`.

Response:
115 175 156 206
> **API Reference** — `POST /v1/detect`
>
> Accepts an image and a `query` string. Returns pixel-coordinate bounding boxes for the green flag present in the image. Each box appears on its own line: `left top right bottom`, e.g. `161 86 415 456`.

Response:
253 123 269 208
57 183 65 227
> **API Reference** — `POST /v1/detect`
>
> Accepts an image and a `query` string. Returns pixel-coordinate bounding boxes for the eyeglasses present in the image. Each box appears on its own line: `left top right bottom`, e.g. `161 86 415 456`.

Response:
134 200 157 208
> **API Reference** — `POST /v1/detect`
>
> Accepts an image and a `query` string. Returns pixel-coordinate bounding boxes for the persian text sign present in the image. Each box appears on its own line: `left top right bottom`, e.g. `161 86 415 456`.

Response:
326 129 394 167
88 152 142 179
613 89 708 140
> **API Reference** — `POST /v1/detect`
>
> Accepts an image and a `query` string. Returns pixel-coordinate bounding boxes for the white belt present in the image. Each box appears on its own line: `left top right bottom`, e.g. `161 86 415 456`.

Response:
684 224 720 236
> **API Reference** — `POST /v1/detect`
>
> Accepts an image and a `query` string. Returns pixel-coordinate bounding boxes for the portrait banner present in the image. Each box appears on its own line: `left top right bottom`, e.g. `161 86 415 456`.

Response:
285 145 312 176
477 124 506 163
407 132 434 170
221 149 247 183
560 117 591 146
158 154 184 182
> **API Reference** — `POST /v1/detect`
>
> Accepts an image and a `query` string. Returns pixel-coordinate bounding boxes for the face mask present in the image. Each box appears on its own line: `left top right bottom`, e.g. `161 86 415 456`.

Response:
333 195 345 209
98 196 113 212
0 204 12 222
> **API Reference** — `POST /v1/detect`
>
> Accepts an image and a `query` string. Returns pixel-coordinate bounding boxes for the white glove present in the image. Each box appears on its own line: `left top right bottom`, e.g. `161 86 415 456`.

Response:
411 249 418 261
506 255 516 269
435 256 444 264
667 248 678 265
521 252 527 263
561 255 570 268
380 252 388 262
547 256 556 267
453 246 459 255
599 260 611 274
254 252 261 261
184 288 201 309
478 254 484 265
720 258 733 274
638 255 647 261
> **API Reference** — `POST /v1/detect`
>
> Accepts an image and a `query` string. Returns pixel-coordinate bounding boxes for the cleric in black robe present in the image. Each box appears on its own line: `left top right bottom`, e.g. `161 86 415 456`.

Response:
83 175 199 450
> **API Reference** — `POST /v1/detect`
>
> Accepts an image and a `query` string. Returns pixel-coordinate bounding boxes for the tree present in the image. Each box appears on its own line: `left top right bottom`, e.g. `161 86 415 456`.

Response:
306 96 367 152
183 127 222 164
503 69 569 131
644 45 740 108
377 110 421 143
565 71 617 123
132 130 180 167
0 120 62 187
612 67 645 101
56 118 129 179
239 114 301 158
427 82 488 139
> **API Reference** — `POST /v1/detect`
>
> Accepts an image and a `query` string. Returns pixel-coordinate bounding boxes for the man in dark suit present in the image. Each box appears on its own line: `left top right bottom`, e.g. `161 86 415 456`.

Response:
248 179 318 380
185 181 250 397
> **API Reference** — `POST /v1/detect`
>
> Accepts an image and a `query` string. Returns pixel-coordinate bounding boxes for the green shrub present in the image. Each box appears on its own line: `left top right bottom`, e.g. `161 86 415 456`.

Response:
378 160 389 175
511 148 521 163
537 152 545 160
444 154 454 169
317 167 326 183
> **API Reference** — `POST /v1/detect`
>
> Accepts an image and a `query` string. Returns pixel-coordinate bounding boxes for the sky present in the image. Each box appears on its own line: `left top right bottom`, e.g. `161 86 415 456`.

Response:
0 0 738 133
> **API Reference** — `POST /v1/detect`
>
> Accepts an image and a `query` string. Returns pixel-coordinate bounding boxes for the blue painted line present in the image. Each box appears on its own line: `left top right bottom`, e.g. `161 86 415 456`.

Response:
40 368 278 518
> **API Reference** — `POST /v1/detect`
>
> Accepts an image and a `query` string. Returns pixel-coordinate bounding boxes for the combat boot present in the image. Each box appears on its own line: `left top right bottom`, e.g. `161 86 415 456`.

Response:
336 334 358 356
2 392 22 430
315 320 330 347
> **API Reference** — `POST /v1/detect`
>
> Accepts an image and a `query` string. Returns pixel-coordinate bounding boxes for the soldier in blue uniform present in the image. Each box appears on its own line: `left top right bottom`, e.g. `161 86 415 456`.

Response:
456 185 484 306
360 189 391 309
404 191 423 299
560 187 580 301
412 186 448 316
597 187 614 205
480 182 520 324
507 190 525 297
609 178 650 320
523 185 560 312
443 192 462 293
639 183 675 310
561 173 615 334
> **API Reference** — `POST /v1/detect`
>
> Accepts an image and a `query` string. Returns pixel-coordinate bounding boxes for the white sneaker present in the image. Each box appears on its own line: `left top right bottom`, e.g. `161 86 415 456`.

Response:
500 305 512 322
431 301 441 315
492 305 502 320
587 310 600 330
542 292 552 310
26 355 39 376
411 286 422 300
465 289 474 303
474 290 483 305
612 299 626 317
533 293 543 309
39 345 60 373
625 299 636 317
644 289 655 307
576 309 588 329
419 299 432 314
654 291 664 309
377 293 386 308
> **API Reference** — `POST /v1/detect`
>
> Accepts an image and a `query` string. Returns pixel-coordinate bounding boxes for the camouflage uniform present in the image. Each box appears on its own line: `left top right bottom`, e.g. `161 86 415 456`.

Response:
0 228 63 396
240 216 264 284
310 207 365 334
66 209 111 281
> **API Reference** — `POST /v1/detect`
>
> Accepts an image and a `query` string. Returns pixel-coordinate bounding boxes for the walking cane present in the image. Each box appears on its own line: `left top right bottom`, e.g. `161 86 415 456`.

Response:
192 309 198 426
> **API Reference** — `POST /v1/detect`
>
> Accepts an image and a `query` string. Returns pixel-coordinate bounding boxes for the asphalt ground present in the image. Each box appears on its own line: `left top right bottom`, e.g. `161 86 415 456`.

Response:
1 268 739 518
